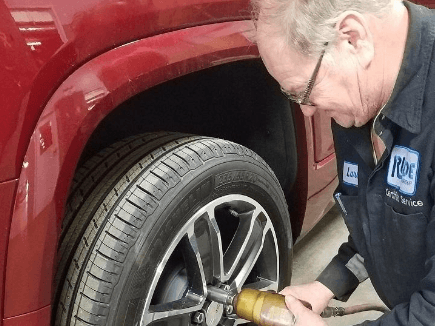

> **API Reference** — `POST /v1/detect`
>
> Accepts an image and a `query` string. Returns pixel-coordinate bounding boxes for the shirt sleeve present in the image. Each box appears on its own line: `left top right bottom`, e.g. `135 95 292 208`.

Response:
316 235 368 302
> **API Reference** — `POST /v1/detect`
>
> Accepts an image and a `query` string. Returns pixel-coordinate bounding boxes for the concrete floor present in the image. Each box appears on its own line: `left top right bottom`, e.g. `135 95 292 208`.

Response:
291 205 388 326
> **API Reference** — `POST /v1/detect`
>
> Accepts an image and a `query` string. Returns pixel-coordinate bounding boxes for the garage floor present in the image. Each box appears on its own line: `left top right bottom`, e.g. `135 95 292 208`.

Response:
291 205 388 326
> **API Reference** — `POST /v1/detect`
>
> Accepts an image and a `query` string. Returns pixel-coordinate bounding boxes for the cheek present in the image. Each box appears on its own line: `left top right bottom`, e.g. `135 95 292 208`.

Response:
320 74 349 102
315 88 347 112
315 70 357 113
328 63 357 98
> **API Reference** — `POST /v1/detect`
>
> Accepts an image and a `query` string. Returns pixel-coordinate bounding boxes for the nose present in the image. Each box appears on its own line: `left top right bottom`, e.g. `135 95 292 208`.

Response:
299 104 317 117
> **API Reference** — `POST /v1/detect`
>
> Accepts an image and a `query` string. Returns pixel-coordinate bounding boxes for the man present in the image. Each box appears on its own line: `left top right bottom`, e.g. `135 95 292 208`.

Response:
254 0 435 325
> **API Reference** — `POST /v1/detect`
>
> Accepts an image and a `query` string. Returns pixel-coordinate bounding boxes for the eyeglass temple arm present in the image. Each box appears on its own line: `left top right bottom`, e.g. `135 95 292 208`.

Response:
302 43 328 102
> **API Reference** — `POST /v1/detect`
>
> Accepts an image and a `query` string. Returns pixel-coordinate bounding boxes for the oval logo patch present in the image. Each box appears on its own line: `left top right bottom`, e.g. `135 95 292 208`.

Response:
387 145 420 196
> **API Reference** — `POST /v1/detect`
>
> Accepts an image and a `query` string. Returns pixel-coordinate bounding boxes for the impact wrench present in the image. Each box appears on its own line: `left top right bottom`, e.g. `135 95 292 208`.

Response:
206 286 389 326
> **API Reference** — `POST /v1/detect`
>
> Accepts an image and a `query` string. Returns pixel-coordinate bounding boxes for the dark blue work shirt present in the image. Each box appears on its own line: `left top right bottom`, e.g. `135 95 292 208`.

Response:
317 1 435 325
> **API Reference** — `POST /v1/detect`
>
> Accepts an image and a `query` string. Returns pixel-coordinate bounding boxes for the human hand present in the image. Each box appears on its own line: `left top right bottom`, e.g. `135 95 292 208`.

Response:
285 295 327 326
279 281 334 314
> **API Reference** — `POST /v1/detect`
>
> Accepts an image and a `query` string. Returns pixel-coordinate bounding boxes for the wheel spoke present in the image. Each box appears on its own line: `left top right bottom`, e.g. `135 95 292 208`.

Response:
244 276 277 291
226 211 277 291
183 226 208 295
193 210 225 283
142 293 204 325
141 229 206 325
223 208 258 280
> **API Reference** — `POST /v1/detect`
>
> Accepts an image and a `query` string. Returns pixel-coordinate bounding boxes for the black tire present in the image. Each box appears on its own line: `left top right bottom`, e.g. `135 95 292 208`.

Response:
54 132 292 326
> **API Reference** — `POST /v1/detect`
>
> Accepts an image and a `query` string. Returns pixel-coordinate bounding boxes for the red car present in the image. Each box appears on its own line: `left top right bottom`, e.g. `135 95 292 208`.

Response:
1 0 429 325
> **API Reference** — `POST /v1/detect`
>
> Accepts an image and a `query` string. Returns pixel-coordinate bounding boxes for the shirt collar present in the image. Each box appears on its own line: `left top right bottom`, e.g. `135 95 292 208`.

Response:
381 1 435 134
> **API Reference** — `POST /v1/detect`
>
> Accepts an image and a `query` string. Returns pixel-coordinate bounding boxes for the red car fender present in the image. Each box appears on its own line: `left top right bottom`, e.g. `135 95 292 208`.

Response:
4 20 258 321
0 0 252 182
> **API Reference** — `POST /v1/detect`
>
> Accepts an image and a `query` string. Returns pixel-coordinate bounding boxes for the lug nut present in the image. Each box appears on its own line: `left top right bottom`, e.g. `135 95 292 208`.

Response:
221 284 230 291
224 305 233 315
192 311 205 324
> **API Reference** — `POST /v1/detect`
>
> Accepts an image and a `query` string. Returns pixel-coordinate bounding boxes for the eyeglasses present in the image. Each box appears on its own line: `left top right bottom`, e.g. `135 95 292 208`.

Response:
280 43 328 106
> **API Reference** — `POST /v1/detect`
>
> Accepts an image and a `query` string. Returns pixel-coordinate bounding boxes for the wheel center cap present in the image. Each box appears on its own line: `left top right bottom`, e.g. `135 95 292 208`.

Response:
205 302 224 326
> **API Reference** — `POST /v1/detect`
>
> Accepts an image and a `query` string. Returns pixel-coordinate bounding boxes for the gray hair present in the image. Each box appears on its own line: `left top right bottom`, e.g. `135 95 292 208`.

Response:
252 0 395 57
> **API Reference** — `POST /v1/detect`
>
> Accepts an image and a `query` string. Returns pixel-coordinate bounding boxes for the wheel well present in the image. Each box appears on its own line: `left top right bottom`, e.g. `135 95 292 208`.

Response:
79 58 301 218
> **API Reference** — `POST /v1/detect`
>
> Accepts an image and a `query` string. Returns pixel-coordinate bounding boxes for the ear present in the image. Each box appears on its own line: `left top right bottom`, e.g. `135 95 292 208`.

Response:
335 11 374 69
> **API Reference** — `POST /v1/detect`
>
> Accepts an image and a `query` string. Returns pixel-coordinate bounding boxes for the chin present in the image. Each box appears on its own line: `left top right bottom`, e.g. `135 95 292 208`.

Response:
333 118 355 128
353 117 372 128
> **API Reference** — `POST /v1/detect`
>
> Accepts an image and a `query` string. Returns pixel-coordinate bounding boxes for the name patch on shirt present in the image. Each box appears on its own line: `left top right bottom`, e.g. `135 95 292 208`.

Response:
343 161 358 187
387 146 420 196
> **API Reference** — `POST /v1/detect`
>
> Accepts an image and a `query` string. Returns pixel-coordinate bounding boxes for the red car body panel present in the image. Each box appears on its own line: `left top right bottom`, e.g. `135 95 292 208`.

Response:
418 0 435 6
0 181 17 325
4 20 260 319
2 0 431 325
3 306 51 326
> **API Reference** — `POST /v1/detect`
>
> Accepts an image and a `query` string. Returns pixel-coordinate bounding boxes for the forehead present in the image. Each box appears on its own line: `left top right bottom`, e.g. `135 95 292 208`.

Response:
256 24 315 89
